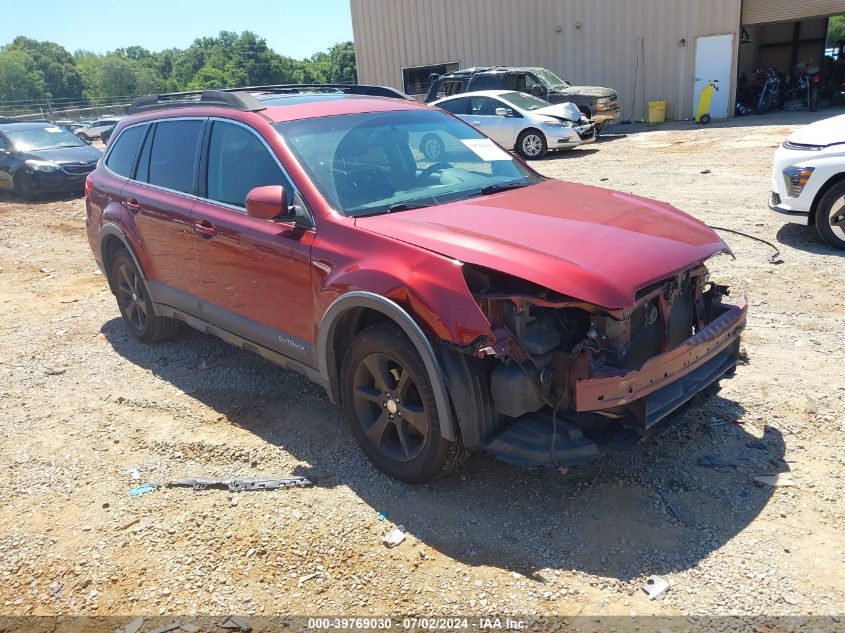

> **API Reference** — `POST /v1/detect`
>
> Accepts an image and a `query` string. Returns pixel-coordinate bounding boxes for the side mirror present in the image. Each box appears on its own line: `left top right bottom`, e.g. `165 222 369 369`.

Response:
494 107 511 117
246 185 289 220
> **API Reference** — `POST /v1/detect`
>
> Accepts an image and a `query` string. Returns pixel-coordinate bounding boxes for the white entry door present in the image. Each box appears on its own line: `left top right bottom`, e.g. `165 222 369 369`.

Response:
693 34 734 119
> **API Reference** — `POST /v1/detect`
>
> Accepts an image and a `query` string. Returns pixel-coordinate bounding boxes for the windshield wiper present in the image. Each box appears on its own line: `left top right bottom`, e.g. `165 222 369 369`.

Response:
386 202 429 213
479 182 532 196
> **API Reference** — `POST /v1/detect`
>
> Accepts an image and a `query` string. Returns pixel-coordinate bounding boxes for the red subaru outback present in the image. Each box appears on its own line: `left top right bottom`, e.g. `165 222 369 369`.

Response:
85 85 746 483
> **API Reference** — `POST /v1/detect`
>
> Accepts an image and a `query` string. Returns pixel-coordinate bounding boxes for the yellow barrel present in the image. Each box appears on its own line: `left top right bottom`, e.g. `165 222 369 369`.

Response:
647 100 667 123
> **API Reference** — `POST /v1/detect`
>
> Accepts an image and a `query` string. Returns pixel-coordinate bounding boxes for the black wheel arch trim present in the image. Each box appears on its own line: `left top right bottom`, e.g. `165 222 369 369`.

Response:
317 291 456 442
98 223 146 292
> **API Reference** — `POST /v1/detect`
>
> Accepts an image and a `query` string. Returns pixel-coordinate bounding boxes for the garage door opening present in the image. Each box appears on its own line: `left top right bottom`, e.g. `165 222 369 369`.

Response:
737 10 845 115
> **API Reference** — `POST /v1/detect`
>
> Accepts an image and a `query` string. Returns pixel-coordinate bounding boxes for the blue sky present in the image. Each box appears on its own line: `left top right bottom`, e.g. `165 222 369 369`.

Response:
1 0 353 58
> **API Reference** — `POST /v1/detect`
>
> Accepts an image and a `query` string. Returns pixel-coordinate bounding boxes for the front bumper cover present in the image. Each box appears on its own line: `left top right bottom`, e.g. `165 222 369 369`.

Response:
575 297 747 417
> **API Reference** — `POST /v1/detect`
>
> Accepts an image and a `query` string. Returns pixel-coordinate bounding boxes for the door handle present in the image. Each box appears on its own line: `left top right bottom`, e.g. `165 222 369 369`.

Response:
123 198 141 212
193 219 218 238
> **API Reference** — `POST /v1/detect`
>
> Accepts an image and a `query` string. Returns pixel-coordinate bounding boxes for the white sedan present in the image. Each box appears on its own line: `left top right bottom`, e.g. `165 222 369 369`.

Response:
429 90 596 160
769 114 845 249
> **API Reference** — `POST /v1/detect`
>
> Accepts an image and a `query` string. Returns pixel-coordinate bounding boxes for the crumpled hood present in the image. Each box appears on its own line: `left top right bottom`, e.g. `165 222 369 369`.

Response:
535 102 584 122
786 113 845 147
557 86 617 99
355 180 730 309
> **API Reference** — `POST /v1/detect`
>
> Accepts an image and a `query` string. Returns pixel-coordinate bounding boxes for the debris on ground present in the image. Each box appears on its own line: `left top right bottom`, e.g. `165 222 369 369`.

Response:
129 483 158 497
754 474 796 487
642 575 670 600
166 476 311 491
383 525 406 548
121 617 145 633
220 615 252 631
148 622 181 633
696 454 736 469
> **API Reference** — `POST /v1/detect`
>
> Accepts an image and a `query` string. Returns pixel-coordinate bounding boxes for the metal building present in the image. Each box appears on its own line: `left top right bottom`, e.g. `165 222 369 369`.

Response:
351 0 845 120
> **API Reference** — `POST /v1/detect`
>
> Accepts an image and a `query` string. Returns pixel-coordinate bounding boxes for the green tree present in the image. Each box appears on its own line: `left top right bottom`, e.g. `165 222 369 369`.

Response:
0 49 49 101
3 36 83 100
828 15 845 47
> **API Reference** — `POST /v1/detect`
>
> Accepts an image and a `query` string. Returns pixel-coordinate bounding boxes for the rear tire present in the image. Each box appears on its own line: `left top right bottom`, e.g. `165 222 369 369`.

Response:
815 181 845 250
516 129 547 160
700 114 712 124
340 322 460 483
110 249 181 343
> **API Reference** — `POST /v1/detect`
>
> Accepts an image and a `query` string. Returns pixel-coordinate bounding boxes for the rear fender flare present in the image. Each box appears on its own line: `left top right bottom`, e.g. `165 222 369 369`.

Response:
98 223 145 292
317 291 456 442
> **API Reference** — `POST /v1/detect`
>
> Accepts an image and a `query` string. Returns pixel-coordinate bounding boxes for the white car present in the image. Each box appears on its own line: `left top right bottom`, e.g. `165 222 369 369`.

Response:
75 118 121 141
429 90 596 160
770 114 845 249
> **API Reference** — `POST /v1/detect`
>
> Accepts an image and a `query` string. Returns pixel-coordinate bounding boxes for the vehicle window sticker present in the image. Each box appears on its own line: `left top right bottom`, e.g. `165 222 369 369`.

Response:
460 138 511 161
45 127 62 133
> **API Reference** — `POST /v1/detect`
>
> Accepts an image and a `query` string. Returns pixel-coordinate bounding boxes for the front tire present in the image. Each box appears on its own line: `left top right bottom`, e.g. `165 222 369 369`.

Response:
340 323 459 483
815 182 845 250
14 172 37 200
110 249 181 343
516 129 548 160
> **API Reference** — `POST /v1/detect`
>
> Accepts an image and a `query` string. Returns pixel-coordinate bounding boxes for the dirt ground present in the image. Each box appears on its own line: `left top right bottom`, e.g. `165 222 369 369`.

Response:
0 110 843 628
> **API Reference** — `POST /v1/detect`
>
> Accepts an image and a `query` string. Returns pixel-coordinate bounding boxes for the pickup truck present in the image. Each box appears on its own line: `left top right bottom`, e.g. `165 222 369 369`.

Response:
425 66 621 130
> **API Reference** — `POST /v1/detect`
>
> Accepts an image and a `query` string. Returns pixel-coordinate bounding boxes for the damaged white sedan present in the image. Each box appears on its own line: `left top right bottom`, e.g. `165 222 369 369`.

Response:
429 89 596 160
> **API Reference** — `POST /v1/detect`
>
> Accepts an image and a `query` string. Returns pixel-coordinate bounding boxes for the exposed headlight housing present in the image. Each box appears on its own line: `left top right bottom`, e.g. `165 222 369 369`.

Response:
596 98 611 106
25 159 60 172
542 119 573 128
784 166 814 198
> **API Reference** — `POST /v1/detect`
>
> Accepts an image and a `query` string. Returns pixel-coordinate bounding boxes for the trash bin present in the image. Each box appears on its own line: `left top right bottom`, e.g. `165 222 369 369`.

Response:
647 100 667 123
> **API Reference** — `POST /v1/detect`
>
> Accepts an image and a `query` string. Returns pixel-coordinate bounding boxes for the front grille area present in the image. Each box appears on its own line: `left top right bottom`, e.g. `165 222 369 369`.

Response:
62 163 96 175
600 273 695 370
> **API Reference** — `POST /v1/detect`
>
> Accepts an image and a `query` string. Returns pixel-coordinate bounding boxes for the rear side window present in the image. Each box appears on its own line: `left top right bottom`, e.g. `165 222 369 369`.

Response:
206 121 284 208
469 74 503 91
147 119 203 194
104 125 145 178
438 97 469 115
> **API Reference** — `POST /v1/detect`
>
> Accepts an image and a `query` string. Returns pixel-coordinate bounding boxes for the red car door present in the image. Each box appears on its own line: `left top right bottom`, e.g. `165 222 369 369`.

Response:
122 118 204 310
189 119 315 366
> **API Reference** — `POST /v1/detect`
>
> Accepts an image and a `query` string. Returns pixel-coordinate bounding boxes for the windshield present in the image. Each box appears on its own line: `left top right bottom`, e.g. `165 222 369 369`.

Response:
275 109 542 217
499 92 550 111
5 126 88 151
534 69 570 90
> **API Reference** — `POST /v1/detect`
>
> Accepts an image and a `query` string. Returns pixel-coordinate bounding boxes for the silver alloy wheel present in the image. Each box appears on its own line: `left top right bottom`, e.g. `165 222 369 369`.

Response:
522 133 543 157
830 196 845 241
423 137 442 160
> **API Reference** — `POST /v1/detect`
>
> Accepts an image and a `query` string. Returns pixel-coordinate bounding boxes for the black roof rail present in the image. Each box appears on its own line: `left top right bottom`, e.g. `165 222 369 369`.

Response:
232 83 413 100
126 89 267 115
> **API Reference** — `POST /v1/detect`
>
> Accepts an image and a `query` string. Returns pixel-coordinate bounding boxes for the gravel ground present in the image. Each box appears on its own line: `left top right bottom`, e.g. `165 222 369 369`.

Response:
0 110 843 627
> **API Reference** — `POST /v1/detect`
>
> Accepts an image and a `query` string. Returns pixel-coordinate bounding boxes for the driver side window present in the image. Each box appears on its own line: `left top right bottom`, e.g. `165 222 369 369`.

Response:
205 121 288 209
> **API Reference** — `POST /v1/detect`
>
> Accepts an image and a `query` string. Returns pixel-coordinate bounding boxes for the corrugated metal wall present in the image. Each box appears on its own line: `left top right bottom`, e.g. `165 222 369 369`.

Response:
741 0 845 25
351 0 742 121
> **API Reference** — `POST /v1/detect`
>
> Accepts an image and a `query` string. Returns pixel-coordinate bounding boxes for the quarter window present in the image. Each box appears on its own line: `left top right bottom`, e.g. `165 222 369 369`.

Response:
147 119 203 194
206 121 284 208
104 125 145 178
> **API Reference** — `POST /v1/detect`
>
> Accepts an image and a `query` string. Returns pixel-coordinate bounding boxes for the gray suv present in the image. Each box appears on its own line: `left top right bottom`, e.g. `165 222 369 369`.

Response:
425 66 620 130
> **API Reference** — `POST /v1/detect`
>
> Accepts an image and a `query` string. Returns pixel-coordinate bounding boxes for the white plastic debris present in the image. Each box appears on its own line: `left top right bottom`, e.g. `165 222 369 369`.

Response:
642 575 670 600
383 524 406 548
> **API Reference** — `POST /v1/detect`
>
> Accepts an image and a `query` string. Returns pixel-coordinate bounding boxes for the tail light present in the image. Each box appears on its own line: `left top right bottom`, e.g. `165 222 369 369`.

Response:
84 173 94 198
811 75 821 84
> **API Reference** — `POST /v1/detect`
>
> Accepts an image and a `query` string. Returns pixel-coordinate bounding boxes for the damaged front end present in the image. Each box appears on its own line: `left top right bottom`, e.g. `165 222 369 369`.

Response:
441 263 746 468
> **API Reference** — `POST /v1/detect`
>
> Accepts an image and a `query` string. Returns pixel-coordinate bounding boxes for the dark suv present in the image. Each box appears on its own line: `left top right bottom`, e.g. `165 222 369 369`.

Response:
425 67 621 129
86 85 745 483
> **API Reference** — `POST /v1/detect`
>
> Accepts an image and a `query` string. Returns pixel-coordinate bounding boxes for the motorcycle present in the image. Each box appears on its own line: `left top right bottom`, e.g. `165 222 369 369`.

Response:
755 68 782 115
